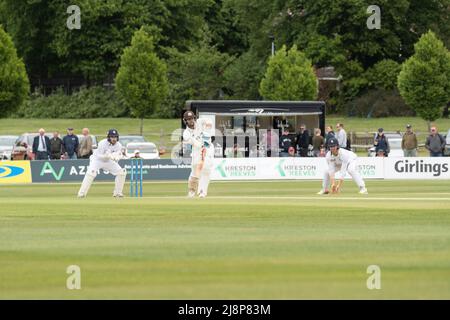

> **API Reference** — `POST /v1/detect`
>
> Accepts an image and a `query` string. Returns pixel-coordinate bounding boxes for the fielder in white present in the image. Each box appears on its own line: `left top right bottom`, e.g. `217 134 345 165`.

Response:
318 137 368 195
77 129 127 198
182 111 214 198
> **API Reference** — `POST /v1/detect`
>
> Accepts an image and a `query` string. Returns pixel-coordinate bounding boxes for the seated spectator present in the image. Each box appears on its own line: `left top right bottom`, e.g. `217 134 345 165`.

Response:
376 149 386 157
319 145 326 157
288 146 296 157
131 149 141 159
225 144 244 158
279 128 293 157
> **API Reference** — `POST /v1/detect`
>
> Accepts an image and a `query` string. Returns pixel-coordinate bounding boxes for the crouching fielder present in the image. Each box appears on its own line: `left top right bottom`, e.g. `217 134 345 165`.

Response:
77 129 127 198
317 138 368 195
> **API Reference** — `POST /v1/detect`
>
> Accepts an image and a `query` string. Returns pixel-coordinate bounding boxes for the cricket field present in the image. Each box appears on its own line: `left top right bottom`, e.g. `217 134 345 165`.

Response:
1 180 449 299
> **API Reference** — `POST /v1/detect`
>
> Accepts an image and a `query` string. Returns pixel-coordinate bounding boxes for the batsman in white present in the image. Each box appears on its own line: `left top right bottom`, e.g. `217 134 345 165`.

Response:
196 118 215 198
317 137 368 195
77 129 127 198
182 111 214 198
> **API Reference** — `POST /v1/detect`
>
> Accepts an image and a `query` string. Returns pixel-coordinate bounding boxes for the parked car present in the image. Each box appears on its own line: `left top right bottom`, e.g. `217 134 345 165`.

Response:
368 132 403 157
119 135 147 155
11 133 53 160
0 135 18 160
126 142 160 159
444 129 450 156
120 135 147 147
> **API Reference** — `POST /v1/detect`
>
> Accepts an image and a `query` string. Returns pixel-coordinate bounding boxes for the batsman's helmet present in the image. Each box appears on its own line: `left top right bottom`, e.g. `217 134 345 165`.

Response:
183 110 196 121
183 110 196 129
107 128 119 142
328 137 339 148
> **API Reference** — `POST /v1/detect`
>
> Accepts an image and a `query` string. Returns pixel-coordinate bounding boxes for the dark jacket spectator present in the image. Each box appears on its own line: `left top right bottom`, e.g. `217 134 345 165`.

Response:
32 128 51 160
374 128 390 156
279 130 293 156
63 128 79 159
425 127 445 157
324 126 335 150
50 132 64 160
295 125 310 157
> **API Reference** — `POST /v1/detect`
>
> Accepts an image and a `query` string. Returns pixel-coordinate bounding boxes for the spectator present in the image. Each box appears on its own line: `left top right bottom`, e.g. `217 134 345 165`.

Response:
32 128 51 160
78 127 93 159
131 149 141 159
376 149 386 157
324 125 335 150
49 131 64 160
336 123 347 149
374 128 390 157
62 128 79 160
264 127 279 157
225 144 244 158
295 124 310 157
425 126 445 157
279 128 293 157
249 146 259 158
319 146 326 157
312 128 324 157
288 146 296 157
401 124 418 157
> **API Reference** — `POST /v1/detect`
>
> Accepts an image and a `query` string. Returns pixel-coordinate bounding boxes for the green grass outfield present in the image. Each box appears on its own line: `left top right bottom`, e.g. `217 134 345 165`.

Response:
1 180 449 299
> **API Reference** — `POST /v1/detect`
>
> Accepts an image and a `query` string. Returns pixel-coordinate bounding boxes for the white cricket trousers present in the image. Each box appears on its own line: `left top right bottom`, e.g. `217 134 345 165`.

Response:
322 160 366 190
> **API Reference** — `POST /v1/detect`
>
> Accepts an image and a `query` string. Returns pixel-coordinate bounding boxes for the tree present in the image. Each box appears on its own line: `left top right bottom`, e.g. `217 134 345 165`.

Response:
163 42 234 118
228 0 450 111
259 45 317 100
223 49 265 100
365 60 401 90
0 0 212 82
0 25 29 117
204 0 249 56
398 31 450 128
115 27 169 134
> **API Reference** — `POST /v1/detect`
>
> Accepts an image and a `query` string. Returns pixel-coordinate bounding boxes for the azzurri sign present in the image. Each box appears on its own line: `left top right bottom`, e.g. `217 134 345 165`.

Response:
30 159 191 183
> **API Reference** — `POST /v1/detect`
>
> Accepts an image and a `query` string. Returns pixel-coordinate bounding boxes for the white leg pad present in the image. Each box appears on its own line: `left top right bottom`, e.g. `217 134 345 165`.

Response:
188 176 199 195
113 169 127 196
78 171 97 197
198 169 211 196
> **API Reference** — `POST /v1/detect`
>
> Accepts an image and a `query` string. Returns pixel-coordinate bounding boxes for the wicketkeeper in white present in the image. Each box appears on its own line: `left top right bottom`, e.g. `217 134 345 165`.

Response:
318 137 368 195
182 111 214 198
77 129 127 198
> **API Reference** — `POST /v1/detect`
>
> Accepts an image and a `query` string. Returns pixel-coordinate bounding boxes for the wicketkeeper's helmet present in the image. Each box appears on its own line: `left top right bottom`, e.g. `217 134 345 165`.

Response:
328 137 339 148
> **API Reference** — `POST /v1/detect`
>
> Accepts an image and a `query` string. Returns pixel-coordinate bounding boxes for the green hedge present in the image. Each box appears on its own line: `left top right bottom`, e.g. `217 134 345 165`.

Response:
345 88 415 118
13 86 129 118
